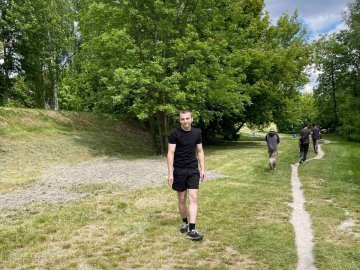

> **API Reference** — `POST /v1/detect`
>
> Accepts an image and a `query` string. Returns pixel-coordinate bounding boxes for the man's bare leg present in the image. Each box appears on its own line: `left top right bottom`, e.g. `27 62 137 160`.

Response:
186 189 203 240
188 189 198 224
177 190 187 219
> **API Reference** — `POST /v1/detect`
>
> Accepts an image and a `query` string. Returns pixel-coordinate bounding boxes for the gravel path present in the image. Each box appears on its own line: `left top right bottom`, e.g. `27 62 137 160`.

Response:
0 157 222 211
290 140 331 270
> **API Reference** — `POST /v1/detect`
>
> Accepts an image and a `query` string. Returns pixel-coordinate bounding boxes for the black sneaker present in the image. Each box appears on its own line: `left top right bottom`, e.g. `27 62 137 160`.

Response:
180 222 189 233
187 229 203 241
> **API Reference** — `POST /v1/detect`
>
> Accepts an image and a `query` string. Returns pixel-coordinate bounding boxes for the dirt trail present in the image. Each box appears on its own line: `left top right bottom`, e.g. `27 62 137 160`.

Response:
290 140 330 270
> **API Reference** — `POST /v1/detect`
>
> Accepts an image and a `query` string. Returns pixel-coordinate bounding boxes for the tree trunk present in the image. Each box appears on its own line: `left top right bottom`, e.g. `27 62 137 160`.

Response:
156 111 165 155
330 68 338 126
53 61 59 111
149 116 161 155
163 113 169 153
53 80 59 111
2 36 12 105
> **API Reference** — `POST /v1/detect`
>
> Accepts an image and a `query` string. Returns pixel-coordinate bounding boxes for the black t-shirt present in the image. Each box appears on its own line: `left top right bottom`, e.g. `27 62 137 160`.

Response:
168 127 202 169
312 127 320 139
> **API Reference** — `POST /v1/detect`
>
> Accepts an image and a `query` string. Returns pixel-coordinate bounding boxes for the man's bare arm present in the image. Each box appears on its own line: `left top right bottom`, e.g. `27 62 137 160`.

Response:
167 144 176 185
196 143 206 180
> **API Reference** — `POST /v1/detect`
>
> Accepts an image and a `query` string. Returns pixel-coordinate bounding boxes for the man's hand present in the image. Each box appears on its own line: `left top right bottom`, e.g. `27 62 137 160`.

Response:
200 169 206 181
167 175 173 186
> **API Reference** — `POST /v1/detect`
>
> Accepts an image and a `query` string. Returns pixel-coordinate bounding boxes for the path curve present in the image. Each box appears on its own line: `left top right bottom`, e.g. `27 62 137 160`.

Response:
290 140 330 270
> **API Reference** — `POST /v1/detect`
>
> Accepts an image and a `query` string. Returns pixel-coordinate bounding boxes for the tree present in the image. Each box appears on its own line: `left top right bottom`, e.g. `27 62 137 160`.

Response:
313 34 347 129
0 0 76 108
341 0 360 140
313 0 360 140
13 0 76 109
0 0 21 106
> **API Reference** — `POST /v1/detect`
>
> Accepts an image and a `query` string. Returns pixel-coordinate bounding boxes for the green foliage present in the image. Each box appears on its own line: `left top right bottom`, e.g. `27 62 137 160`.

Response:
275 93 317 133
0 0 76 108
0 0 19 106
314 1 360 140
60 0 310 151
15 0 76 109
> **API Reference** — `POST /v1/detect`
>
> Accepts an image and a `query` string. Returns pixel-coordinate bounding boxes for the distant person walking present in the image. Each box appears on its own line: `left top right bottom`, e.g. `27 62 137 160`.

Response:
299 123 311 164
265 128 280 170
311 125 321 154
167 109 206 241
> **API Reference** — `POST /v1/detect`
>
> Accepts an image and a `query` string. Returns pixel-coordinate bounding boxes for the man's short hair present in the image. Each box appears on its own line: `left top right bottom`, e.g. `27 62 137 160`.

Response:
179 109 192 116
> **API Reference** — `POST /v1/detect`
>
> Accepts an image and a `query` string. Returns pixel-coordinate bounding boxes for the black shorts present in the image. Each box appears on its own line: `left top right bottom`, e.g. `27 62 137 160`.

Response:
172 167 200 192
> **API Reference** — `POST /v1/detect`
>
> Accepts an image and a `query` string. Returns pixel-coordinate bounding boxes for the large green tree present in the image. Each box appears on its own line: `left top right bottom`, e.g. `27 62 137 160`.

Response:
62 0 310 153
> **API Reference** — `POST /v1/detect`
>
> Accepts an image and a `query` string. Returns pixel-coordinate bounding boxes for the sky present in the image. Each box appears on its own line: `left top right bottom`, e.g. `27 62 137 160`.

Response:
263 0 351 93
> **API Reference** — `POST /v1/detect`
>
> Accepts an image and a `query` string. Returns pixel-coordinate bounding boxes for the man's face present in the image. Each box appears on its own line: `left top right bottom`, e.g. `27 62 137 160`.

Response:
179 112 193 130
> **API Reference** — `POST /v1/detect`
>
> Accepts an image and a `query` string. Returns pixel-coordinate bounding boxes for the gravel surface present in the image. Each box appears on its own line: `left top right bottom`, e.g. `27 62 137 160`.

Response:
0 157 222 211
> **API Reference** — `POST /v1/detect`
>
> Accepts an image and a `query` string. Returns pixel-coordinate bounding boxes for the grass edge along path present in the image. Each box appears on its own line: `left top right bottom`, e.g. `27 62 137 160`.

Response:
299 137 360 270
289 141 331 270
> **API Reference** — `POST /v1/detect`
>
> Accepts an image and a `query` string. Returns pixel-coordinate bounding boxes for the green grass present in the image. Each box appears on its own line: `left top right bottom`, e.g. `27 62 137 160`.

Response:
0 108 359 269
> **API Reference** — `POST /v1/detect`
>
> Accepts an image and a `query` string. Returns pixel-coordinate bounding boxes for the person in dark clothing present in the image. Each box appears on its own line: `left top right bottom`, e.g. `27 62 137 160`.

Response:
265 128 280 170
299 124 311 163
311 125 321 154
167 110 206 241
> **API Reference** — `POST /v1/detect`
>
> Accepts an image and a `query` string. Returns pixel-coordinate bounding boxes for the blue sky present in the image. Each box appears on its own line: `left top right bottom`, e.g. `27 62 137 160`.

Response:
264 0 351 93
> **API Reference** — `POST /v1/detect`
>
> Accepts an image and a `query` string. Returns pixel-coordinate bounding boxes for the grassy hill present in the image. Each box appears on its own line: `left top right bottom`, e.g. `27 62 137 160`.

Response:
0 108 154 193
0 108 359 269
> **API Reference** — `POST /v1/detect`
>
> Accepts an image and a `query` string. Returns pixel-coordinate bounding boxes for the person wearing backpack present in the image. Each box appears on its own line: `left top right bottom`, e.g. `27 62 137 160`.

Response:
265 128 280 170
299 123 311 164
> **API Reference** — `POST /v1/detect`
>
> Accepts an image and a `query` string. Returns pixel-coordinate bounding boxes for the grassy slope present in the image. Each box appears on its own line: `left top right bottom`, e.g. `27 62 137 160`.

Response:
0 108 358 269
0 108 154 193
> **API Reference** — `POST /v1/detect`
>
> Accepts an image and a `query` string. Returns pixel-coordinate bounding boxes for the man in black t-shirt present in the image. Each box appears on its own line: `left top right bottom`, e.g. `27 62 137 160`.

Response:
167 110 206 241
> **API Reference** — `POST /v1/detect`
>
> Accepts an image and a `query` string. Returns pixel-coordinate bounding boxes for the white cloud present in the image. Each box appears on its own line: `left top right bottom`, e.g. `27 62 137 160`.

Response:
264 0 349 35
305 14 340 33
326 21 349 34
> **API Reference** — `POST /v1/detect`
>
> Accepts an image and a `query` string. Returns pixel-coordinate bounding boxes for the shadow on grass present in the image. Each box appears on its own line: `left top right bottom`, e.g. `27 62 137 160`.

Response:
6 109 158 159
71 130 155 159
49 111 157 159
